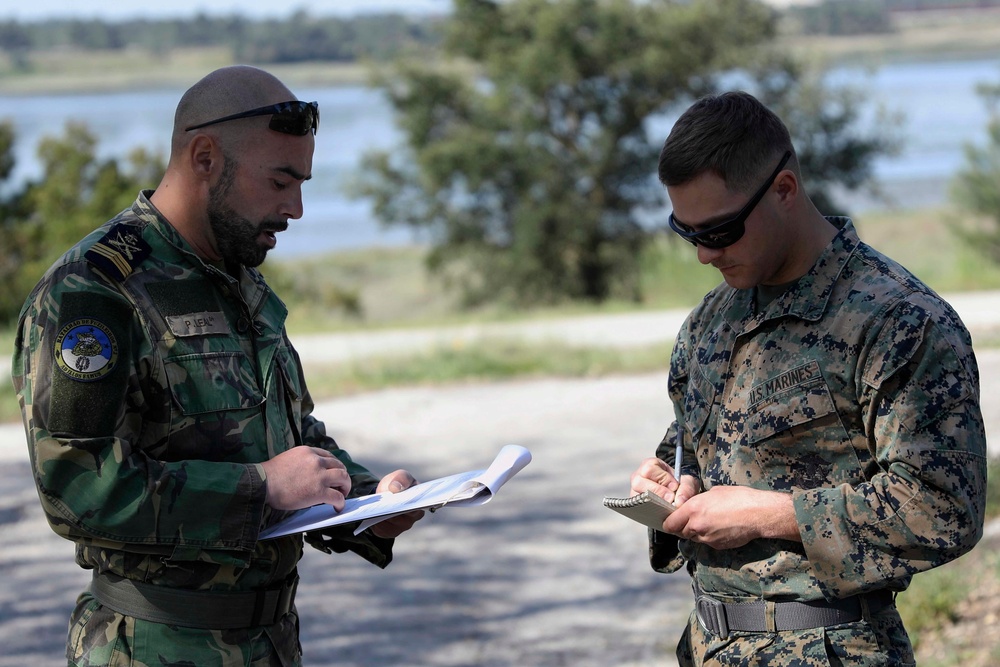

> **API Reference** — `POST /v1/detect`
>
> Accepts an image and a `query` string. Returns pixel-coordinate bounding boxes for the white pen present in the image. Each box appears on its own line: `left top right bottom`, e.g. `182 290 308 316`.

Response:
674 423 683 482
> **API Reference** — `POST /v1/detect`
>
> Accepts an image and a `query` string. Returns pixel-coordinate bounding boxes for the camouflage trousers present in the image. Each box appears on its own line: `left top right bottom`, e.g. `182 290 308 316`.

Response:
66 591 302 667
676 604 915 666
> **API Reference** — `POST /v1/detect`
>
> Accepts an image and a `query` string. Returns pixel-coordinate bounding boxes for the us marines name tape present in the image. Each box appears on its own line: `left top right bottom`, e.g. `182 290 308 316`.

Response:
747 361 821 409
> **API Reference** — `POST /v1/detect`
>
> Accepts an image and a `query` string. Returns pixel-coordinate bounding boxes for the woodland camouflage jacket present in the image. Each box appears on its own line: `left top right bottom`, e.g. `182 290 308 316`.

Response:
12 191 390 595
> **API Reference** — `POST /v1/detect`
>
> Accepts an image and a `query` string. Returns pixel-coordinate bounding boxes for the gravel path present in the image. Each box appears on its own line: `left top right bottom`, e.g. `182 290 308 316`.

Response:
0 375 689 667
2 293 1000 666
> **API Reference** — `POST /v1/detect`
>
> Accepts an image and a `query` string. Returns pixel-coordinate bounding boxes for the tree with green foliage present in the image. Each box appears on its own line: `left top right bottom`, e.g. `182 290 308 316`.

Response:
0 122 164 325
950 82 1000 264
750 55 901 215
355 0 897 306
0 120 29 322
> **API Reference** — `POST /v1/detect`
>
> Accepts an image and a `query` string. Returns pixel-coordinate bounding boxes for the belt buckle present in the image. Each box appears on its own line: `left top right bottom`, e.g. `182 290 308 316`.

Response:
696 595 730 639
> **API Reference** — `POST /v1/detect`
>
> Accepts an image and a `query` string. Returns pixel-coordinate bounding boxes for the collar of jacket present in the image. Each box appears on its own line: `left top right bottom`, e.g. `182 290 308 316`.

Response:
722 216 860 335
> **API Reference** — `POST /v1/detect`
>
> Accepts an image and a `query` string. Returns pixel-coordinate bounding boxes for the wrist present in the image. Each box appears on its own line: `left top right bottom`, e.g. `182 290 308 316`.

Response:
759 490 801 542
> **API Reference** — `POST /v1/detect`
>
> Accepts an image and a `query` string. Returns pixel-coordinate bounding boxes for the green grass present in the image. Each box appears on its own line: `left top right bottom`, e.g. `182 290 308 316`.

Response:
264 235 720 334
266 205 1000 334
900 547 1000 663
263 245 467 333
899 560 974 649
985 457 1000 523
302 339 674 399
0 47 372 95
854 208 1000 293
5 204 1000 425
897 456 1000 654
778 6 1000 67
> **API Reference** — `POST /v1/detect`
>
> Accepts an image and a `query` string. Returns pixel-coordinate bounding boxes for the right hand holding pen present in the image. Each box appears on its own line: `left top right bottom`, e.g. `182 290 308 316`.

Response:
629 457 701 506
261 447 352 511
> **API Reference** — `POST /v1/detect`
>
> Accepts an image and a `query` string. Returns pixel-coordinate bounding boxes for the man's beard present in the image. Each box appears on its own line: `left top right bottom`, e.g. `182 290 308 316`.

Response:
207 158 288 268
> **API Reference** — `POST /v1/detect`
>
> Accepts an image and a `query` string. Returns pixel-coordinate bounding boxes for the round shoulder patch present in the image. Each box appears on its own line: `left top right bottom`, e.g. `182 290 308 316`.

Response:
54 318 120 382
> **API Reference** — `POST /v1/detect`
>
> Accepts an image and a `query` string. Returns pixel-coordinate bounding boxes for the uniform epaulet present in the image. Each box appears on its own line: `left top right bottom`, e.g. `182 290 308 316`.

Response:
84 223 152 282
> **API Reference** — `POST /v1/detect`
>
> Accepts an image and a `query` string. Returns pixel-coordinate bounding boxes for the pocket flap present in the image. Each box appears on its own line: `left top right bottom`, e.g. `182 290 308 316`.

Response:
165 352 264 415
746 361 836 443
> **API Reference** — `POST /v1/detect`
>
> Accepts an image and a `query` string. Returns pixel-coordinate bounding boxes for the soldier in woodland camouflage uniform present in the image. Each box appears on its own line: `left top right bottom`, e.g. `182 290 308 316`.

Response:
628 92 986 666
11 66 423 666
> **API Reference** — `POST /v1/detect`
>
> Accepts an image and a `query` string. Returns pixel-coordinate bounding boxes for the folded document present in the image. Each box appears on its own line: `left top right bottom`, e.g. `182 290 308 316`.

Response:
260 444 532 539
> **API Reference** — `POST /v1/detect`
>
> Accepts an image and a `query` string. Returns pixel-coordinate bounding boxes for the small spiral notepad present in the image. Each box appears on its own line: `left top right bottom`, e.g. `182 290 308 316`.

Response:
603 490 676 530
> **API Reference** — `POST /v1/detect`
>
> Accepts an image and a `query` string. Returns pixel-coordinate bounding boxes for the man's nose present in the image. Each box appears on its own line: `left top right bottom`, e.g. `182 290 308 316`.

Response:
282 189 304 220
696 244 723 265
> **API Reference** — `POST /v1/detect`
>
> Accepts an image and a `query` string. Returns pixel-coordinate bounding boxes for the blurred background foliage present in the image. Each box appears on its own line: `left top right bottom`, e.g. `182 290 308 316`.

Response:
0 121 165 323
338 0 896 308
1 0 1000 327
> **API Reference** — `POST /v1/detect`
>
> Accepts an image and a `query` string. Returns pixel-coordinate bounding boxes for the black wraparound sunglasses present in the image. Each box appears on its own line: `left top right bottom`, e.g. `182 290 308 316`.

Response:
185 100 319 136
668 150 792 249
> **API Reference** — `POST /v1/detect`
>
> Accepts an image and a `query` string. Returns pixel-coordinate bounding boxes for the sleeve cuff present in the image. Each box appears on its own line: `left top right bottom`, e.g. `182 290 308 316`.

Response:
303 523 395 569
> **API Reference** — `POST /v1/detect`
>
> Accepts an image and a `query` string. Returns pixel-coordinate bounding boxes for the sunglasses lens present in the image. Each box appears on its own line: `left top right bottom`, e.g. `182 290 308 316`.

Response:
697 222 744 249
268 103 318 136
670 214 744 249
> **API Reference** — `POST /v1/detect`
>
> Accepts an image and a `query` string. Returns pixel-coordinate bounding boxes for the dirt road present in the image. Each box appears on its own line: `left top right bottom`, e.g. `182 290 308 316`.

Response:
0 373 691 667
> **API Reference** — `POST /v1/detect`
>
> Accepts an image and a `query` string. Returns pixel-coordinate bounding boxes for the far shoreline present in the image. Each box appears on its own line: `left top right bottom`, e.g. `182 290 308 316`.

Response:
0 50 374 97
2 23 1000 98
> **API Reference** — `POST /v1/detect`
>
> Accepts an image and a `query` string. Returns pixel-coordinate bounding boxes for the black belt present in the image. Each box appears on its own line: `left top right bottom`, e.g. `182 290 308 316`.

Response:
90 571 298 630
694 583 894 639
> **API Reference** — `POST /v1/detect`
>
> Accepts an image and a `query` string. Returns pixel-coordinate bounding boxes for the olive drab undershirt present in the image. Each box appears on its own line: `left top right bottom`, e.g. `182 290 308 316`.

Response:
651 217 987 603
12 189 391 594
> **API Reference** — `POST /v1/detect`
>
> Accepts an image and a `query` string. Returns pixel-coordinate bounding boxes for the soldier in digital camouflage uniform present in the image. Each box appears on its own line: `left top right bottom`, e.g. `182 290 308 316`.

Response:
628 91 986 666
11 65 423 667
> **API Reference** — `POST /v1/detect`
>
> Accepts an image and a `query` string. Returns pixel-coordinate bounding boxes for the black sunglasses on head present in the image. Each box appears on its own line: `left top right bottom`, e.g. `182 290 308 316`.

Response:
184 100 319 136
668 150 792 249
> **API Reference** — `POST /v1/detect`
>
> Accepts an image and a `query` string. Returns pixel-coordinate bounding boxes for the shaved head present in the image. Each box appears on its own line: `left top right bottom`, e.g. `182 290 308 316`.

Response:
170 65 297 157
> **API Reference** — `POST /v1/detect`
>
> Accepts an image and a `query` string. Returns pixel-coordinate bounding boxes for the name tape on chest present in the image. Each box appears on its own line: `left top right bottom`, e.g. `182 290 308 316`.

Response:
747 361 822 409
166 312 231 337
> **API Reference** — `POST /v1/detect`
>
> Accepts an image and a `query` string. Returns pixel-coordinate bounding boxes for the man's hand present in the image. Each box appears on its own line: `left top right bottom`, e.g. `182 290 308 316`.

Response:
369 469 424 539
630 457 701 506
261 447 352 511
662 485 801 550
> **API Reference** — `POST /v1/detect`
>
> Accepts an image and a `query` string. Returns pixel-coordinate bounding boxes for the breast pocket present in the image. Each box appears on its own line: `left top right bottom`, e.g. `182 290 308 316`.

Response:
747 361 860 491
161 351 266 461
165 352 264 415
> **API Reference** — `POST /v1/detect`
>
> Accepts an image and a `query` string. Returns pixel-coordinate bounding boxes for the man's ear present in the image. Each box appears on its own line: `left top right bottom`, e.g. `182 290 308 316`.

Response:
774 169 798 207
188 134 220 181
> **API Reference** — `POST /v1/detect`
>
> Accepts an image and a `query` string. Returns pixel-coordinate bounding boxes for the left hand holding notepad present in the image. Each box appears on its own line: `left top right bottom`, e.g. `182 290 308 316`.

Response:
603 490 676 531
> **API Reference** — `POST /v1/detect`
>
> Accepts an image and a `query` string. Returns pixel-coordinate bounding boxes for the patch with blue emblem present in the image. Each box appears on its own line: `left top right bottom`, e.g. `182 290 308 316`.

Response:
53 318 119 382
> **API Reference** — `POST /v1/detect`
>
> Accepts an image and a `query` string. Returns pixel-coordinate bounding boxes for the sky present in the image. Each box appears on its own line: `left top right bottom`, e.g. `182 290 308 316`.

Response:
2 0 453 22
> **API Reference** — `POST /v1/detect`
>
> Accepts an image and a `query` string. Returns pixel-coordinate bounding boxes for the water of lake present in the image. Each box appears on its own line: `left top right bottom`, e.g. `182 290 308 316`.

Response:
1 56 998 258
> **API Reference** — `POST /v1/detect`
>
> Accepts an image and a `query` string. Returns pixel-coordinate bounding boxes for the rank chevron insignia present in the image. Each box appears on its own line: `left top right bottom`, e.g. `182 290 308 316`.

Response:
85 223 153 281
